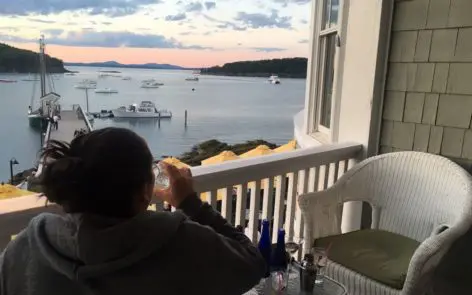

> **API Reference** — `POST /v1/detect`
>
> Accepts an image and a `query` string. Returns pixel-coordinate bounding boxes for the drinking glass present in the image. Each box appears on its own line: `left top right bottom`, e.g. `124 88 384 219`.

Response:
270 270 289 293
313 247 328 285
153 162 170 190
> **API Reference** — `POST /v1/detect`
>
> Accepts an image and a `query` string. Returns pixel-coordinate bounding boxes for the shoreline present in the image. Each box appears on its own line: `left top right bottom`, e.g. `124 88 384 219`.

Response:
201 72 306 79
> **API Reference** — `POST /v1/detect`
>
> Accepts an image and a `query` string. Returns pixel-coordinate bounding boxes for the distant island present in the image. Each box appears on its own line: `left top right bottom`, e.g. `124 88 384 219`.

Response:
65 61 189 70
202 58 308 79
0 43 68 73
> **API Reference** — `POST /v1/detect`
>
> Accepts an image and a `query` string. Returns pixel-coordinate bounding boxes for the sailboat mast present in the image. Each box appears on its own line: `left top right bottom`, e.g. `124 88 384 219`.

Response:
39 36 46 98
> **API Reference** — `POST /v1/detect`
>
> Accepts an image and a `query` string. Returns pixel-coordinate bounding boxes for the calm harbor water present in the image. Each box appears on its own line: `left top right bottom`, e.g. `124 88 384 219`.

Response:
0 67 305 182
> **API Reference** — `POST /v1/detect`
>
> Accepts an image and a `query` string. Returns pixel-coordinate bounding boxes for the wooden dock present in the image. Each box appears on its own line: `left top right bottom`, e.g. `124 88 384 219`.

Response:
49 107 92 143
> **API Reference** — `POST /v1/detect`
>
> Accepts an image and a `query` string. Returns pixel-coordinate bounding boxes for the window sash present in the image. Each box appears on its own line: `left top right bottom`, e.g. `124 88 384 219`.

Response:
318 33 336 129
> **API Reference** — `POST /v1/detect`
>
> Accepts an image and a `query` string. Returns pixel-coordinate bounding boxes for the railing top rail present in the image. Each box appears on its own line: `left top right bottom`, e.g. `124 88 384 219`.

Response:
191 142 362 192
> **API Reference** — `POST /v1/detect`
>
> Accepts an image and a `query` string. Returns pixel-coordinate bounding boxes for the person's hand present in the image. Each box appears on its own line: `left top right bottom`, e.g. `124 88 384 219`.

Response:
154 162 195 208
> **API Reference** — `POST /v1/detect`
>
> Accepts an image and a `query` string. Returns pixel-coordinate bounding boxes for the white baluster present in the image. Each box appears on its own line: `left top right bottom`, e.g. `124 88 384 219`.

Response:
262 177 274 221
323 164 330 190
334 161 340 182
222 186 234 224
209 189 218 209
235 183 248 227
248 180 261 243
311 167 319 192
295 169 309 258
284 171 299 242
272 175 287 243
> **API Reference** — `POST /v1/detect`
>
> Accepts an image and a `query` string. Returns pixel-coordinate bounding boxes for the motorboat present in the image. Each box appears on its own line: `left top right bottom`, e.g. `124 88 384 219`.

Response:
269 75 281 85
92 110 114 118
74 79 97 89
21 74 39 81
0 79 17 83
112 101 172 118
141 79 164 85
122 76 132 80
141 81 163 88
185 76 199 82
65 73 76 76
95 88 118 94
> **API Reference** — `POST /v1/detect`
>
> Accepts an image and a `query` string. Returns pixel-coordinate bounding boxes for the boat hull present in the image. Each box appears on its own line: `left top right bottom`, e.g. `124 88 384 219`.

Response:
112 110 172 119
28 114 48 129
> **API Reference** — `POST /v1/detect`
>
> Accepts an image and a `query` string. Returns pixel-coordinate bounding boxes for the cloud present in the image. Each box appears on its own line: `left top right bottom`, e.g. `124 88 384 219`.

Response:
298 39 309 44
234 10 292 29
0 0 162 17
300 19 308 24
203 14 246 31
185 2 203 12
204 2 216 10
43 29 63 37
27 18 56 24
273 0 311 6
251 47 287 52
166 13 187 22
2 31 212 50
0 26 19 32
102 21 112 25
165 13 186 21
179 31 192 36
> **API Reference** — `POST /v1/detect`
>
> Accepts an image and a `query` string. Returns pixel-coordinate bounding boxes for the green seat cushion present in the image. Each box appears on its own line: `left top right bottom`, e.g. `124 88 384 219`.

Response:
314 229 420 290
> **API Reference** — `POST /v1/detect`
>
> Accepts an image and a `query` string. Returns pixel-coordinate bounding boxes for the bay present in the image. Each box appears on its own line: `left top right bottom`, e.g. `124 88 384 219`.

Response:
0 66 305 182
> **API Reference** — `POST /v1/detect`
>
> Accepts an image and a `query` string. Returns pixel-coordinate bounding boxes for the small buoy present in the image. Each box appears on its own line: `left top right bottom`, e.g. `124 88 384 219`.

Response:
192 88 195 91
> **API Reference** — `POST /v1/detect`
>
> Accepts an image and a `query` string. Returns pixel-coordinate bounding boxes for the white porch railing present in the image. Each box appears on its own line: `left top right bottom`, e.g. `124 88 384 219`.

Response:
190 142 362 244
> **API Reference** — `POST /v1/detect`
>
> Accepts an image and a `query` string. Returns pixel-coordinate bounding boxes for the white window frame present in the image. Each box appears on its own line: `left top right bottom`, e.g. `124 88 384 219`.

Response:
305 0 344 143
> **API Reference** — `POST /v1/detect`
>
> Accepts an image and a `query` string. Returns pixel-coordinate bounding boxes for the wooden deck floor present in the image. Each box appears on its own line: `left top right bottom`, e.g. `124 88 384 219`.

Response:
49 110 87 143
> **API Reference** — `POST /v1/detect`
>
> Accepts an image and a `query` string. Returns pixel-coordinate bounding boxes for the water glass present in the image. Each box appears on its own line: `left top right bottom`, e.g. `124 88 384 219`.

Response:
270 270 289 294
313 247 328 285
153 163 170 190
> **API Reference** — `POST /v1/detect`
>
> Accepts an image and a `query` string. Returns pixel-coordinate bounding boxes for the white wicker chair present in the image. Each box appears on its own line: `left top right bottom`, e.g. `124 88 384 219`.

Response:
298 152 472 295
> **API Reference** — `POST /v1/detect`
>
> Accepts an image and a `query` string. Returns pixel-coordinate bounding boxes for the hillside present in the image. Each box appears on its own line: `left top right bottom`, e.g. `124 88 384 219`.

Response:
0 43 67 73
65 61 188 70
202 58 308 79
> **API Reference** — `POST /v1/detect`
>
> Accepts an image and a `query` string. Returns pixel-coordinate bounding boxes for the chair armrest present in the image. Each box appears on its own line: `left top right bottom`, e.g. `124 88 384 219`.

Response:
402 223 467 295
298 189 344 247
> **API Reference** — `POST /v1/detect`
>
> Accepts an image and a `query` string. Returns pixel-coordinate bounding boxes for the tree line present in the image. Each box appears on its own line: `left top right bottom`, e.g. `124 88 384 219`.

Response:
202 58 308 79
0 43 67 73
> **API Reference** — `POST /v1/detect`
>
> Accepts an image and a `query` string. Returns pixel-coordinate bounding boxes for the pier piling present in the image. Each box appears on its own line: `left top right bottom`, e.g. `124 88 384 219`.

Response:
184 110 188 128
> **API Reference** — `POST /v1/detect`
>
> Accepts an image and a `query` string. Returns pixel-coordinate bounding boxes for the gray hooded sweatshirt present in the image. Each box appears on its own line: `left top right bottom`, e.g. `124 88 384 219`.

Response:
0 196 266 295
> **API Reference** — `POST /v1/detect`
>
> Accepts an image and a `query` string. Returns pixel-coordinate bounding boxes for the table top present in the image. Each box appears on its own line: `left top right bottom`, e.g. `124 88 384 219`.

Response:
245 272 346 295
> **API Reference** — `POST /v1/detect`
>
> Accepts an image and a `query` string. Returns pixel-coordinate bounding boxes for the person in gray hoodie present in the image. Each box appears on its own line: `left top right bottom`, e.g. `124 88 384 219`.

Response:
0 127 266 295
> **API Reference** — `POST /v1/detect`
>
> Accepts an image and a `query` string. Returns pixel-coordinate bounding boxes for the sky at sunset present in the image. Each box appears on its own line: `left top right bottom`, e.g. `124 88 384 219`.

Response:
0 0 312 67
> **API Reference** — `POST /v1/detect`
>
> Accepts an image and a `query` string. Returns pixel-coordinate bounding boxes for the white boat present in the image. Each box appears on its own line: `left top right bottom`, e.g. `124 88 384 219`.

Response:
268 75 281 85
122 76 132 80
141 79 164 85
22 74 40 82
65 73 76 76
185 76 199 82
74 79 97 89
95 88 118 94
141 81 163 88
112 101 172 118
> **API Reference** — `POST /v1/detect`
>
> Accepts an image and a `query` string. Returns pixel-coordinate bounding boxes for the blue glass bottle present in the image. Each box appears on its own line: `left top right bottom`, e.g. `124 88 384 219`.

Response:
271 228 287 271
258 220 271 278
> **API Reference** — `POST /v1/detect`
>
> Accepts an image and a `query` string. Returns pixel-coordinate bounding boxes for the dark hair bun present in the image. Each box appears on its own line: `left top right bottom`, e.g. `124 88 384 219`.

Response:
39 139 86 210
38 128 154 217
41 156 84 209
